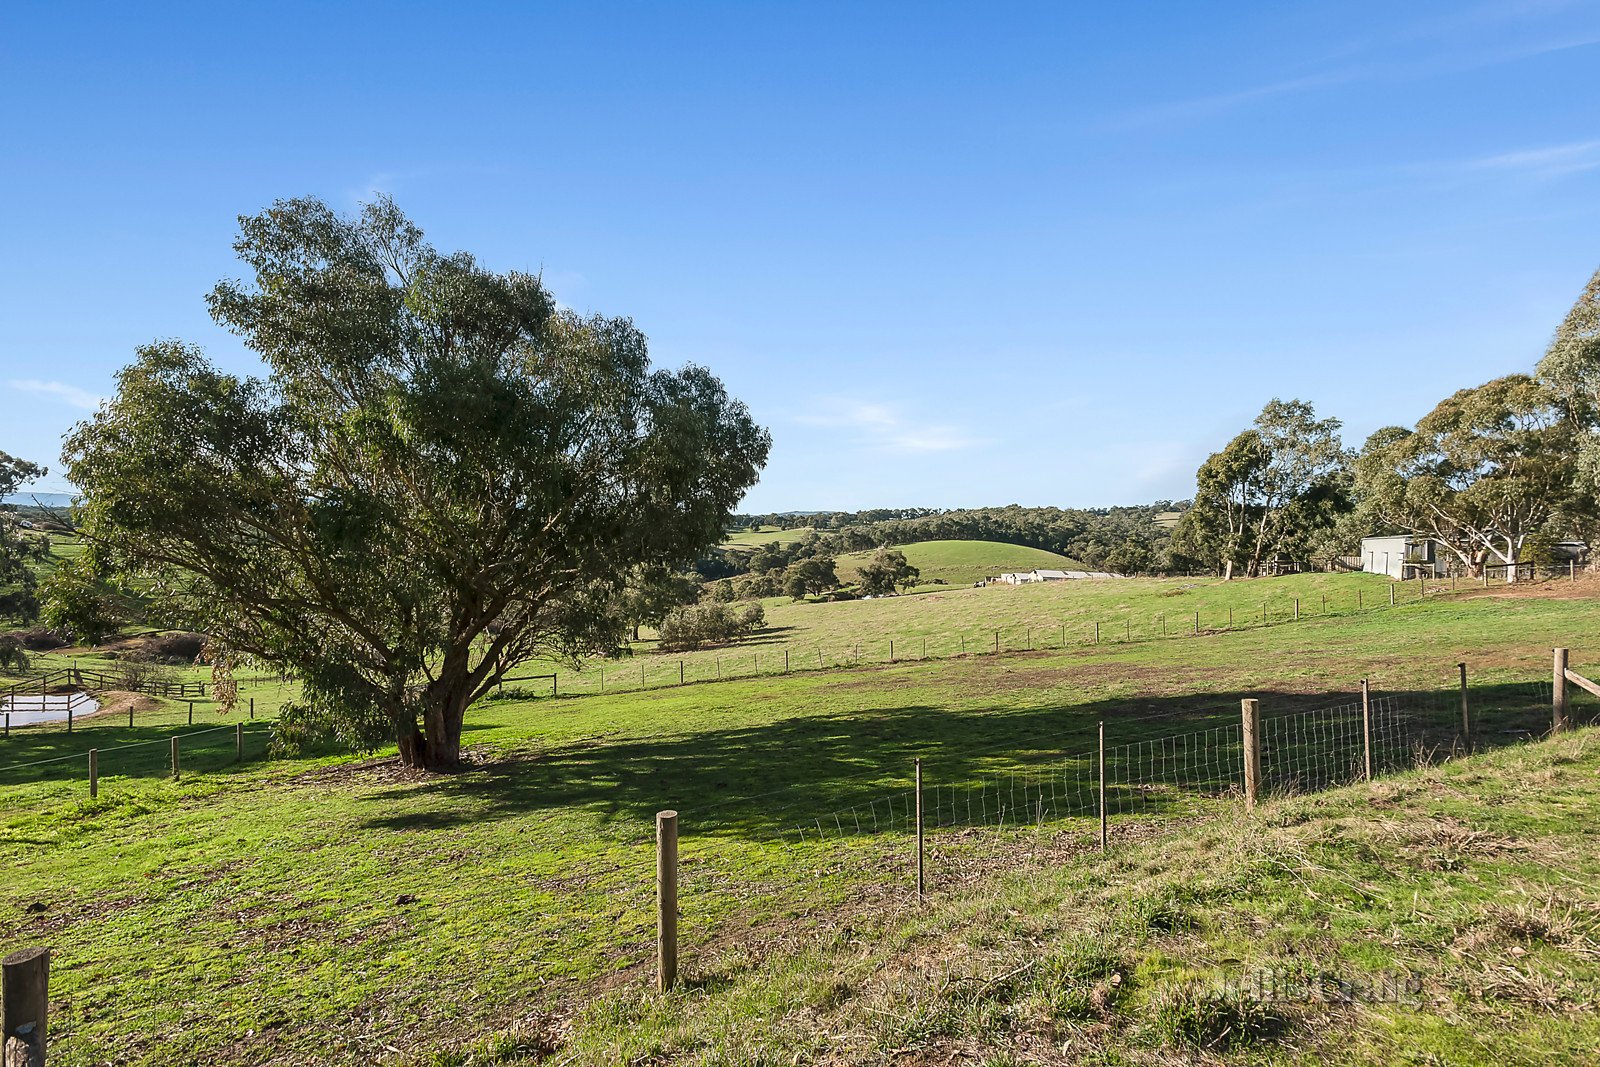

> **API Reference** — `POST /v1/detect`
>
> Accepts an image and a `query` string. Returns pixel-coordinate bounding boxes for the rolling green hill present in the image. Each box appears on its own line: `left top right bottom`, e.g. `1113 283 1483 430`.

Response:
719 525 814 548
833 538 1087 586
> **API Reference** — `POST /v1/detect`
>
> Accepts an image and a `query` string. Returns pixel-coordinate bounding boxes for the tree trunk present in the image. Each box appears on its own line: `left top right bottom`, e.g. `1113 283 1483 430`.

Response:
1505 539 1519 584
1223 559 1234 581
395 690 470 770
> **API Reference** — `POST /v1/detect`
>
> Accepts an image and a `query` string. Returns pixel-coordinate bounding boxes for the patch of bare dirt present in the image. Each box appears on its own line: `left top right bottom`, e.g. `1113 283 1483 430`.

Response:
86 690 159 720
1453 574 1600 602
49 630 206 662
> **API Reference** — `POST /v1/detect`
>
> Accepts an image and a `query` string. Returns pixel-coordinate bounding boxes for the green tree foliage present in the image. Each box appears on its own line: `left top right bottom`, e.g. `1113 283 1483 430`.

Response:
1353 375 1572 582
656 601 764 651
782 556 839 601
856 547 919 596
617 566 701 642
1537 265 1600 520
40 550 127 645
0 451 49 623
63 197 769 767
1173 400 1349 578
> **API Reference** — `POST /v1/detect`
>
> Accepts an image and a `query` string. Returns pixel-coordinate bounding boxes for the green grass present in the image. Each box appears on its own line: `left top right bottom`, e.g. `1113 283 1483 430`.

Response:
832 538 1088 586
718 525 814 547
2 578 1598 1063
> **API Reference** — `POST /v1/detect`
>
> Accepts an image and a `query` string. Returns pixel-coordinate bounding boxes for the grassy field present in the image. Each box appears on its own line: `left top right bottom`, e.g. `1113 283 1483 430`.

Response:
533 570 1513 698
718 525 813 547
832 538 1087 586
1 575 1598 1063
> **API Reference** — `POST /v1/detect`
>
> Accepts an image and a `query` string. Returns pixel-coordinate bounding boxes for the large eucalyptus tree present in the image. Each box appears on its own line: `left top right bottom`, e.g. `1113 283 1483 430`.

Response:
65 198 769 767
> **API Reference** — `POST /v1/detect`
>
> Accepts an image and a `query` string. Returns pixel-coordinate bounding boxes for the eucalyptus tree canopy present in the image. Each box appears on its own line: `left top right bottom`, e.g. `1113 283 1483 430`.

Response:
64 198 769 768
1173 400 1348 578
1537 265 1600 498
0 451 49 622
1353 375 1572 582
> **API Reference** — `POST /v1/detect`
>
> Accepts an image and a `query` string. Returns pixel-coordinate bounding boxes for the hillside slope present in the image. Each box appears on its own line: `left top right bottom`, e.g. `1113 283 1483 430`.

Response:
833 538 1088 586
559 728 1600 1064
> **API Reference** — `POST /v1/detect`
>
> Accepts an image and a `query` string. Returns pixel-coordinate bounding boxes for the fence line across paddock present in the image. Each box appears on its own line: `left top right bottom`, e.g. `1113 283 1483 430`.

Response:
1 651 1592 1061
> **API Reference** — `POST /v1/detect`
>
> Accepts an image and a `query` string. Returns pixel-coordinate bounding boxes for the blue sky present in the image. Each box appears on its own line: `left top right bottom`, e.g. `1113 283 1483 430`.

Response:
3 1 1599 511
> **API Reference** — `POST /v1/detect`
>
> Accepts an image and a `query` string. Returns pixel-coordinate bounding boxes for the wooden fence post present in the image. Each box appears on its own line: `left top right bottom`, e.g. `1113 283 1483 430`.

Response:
993 630 999 654
1241 698 1261 810
89 749 98 799
236 722 244 763
1294 598 1300 621
656 809 678 993
1554 648 1569 733
66 702 73 734
2 945 49 1066
249 696 255 720
187 700 194 725
1389 584 1396 606
1097 720 1107 851
128 702 134 728
1360 679 1372 780
171 737 180 779
889 640 894 662
1458 662 1470 744
784 649 789 673
1093 622 1099 645
1193 610 1199 633
679 661 685 685
914 758 925 899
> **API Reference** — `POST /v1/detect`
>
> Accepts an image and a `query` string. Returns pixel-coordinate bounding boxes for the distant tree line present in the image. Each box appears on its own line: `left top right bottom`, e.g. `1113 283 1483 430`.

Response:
1173 266 1600 581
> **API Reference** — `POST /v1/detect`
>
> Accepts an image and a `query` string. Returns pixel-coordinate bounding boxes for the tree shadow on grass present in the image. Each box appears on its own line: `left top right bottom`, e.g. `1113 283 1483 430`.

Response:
355 681 1579 841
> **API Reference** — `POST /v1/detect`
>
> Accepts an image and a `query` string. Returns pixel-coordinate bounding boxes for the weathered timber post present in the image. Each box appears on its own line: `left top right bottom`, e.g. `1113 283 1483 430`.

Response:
922 637 927 659
784 649 789 673
1458 663 1470 744
552 675 558 697
1554 648 1570 733
1097 720 1107 852
914 758 925 899
66 702 72 734
679 661 685 685
1124 620 1130 641
1093 622 1099 645
1321 594 1327 613
1389 584 1396 606
600 667 605 693
1360 679 1372 780
128 702 133 728
89 748 98 799
1358 589 1363 610
2 945 49 1067
1161 613 1166 635
1241 698 1262 810
993 630 1000 654
889 640 894 662
656 809 678 993
1193 610 1199 633
1571 559 1577 582
1294 598 1300 621
248 696 254 720
170 736 180 779
236 722 244 763
187 699 194 725
3 711 8 738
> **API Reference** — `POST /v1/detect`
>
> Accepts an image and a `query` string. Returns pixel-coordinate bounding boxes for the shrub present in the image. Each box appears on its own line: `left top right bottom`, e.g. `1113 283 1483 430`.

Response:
657 602 764 651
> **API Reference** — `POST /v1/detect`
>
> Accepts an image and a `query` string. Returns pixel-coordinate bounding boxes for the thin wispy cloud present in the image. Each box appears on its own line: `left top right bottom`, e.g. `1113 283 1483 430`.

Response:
1464 139 1600 177
9 379 102 411
1115 22 1600 128
795 401 983 454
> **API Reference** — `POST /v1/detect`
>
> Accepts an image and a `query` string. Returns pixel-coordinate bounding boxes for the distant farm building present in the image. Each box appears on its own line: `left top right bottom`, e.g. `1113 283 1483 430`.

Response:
988 568 1118 585
1359 535 1446 580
